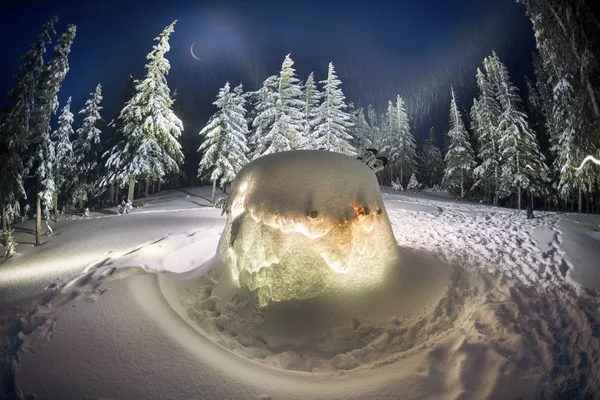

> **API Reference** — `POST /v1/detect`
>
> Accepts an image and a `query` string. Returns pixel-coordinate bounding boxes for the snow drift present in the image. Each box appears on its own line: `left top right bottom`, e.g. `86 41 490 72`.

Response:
218 150 399 306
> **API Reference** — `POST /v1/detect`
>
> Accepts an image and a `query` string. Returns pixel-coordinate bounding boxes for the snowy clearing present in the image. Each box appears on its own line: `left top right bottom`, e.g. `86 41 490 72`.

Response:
1 186 599 399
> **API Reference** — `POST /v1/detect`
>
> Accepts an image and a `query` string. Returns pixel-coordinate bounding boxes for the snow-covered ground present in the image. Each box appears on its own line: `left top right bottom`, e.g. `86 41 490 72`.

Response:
1 186 599 399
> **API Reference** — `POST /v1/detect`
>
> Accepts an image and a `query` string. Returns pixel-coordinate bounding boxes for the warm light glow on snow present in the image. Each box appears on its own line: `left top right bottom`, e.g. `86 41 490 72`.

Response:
217 151 399 306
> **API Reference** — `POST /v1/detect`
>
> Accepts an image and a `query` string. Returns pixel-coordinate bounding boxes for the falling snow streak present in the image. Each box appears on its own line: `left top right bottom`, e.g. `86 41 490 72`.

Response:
340 6 533 139
571 155 600 171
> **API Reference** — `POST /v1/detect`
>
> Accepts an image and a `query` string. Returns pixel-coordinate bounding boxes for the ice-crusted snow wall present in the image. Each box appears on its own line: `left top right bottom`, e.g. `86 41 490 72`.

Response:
219 150 399 306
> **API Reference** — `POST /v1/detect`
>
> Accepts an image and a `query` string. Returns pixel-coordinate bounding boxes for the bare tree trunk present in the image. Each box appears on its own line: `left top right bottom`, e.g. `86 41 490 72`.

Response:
36 187 42 246
571 195 574 212
587 195 590 214
137 181 142 198
390 168 394 186
1 203 7 244
158 181 161 193
400 164 404 187
128 177 135 202
145 179 150 198
53 192 59 220
211 179 217 205
109 183 115 206
115 185 119 205
517 186 522 210
462 172 465 200
531 192 534 210
578 187 582 213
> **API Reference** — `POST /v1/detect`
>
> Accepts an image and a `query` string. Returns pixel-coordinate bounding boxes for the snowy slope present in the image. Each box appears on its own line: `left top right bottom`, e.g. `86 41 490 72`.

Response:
0 188 224 303
2 186 599 399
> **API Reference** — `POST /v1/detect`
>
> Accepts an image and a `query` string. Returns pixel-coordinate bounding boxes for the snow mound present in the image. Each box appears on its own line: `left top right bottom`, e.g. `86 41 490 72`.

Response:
219 150 398 306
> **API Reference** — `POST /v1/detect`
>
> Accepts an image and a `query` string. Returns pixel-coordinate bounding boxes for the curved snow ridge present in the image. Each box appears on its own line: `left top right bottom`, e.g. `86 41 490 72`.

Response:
53 227 222 291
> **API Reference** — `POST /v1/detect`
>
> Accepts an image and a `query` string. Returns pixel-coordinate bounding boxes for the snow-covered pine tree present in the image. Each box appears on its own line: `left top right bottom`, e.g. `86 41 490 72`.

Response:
249 75 278 158
0 17 58 245
367 104 382 150
471 67 502 205
407 117 418 178
442 87 475 199
517 0 600 123
99 72 137 204
51 96 75 214
105 21 184 201
198 82 250 204
382 100 398 183
517 0 599 211
30 23 76 245
73 83 103 208
420 127 445 188
346 102 360 148
485 53 549 209
302 72 321 145
354 107 372 152
549 66 592 207
382 95 415 185
312 62 355 155
252 55 306 157
524 76 549 154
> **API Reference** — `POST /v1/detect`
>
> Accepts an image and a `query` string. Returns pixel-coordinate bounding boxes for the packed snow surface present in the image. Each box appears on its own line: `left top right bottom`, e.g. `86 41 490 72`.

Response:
1 185 600 399
219 151 398 305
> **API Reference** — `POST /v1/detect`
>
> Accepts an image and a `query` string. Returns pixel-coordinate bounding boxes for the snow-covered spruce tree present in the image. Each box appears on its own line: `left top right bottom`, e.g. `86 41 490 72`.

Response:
442 88 475 199
382 95 415 185
517 0 600 123
99 73 136 205
51 96 75 214
302 72 321 144
471 67 502 205
198 82 250 204
346 102 359 148
525 76 550 156
517 0 599 211
420 127 445 188
485 53 549 209
407 173 421 192
549 68 592 207
30 23 76 245
312 62 355 155
0 116 26 249
105 21 184 201
252 55 306 157
248 75 278 158
382 101 397 183
0 17 57 246
367 104 382 150
354 107 372 152
73 83 103 208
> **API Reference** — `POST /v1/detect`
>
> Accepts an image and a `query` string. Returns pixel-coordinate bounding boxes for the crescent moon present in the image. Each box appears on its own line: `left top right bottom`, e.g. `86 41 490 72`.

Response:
190 42 201 61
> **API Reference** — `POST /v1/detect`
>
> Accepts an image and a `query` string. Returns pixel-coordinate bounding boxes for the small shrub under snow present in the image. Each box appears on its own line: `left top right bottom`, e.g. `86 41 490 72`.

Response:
406 173 421 192
117 200 134 214
3 230 17 258
392 179 404 191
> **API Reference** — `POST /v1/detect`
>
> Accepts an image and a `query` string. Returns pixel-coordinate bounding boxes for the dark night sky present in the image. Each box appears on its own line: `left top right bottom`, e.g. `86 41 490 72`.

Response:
0 0 535 144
